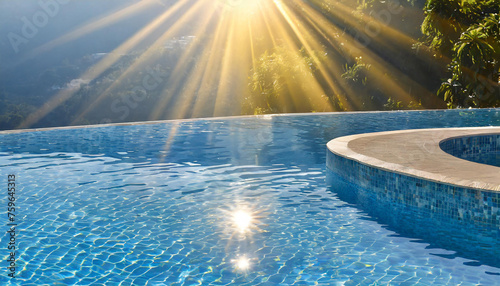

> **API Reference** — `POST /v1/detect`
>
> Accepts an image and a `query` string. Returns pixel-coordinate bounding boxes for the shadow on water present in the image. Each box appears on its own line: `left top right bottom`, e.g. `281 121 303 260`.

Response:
326 170 500 272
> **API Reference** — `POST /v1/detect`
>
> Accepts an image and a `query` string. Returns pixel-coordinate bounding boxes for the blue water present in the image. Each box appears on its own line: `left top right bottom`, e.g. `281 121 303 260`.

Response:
0 109 499 285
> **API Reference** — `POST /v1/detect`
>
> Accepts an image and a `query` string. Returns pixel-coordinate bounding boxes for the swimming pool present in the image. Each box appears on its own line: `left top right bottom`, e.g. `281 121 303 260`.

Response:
1 109 499 285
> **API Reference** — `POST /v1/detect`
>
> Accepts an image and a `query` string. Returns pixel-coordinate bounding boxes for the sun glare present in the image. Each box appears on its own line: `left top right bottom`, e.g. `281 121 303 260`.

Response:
220 204 265 236
233 256 251 271
232 210 253 232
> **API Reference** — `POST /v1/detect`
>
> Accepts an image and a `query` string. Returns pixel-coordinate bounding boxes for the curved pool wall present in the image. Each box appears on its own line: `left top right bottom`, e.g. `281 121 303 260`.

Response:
326 171 500 269
326 143 500 221
326 147 500 264
1 108 500 285
440 134 500 167
326 126 500 267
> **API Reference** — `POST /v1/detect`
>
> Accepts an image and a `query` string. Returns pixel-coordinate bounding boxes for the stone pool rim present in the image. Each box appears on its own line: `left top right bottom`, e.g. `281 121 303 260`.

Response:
327 127 500 192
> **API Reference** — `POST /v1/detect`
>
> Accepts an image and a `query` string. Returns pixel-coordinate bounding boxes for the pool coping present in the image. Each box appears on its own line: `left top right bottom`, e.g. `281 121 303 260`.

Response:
327 127 500 192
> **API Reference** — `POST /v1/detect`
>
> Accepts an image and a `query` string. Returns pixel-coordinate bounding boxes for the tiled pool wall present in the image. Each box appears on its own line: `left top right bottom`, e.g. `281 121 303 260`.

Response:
326 169 500 267
440 134 500 167
326 150 500 230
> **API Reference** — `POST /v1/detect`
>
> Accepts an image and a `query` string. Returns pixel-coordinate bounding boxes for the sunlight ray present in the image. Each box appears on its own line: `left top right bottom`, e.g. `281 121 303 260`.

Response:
248 21 257 77
18 0 194 128
276 0 349 111
20 0 158 62
255 7 303 113
17 89 75 129
271 0 330 112
257 2 279 48
73 0 204 124
150 0 224 120
212 14 244 117
158 121 180 162
306 0 436 106
297 4 356 109
184 11 231 118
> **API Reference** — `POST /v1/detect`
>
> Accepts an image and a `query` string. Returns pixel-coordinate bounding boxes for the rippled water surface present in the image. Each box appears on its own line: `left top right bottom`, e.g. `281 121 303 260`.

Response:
1 109 499 285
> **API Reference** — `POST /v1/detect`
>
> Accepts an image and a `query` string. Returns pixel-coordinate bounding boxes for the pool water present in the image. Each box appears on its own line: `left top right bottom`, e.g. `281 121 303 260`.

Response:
1 109 499 285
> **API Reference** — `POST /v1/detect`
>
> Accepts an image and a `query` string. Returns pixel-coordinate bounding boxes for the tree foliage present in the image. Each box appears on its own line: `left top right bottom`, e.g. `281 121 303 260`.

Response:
422 0 500 107
244 47 338 114
0 98 36 130
341 57 370 86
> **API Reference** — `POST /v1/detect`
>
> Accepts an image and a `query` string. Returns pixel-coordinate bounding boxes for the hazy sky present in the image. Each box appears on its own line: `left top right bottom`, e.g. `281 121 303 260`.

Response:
0 0 184 68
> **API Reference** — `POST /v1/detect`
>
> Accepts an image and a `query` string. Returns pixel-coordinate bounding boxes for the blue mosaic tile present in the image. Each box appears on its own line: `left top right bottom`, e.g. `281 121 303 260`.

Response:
440 134 500 167
327 145 500 225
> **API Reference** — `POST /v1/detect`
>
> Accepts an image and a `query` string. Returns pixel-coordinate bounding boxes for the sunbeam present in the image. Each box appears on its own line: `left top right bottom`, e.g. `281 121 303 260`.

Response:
14 0 446 128
18 0 159 63
18 0 198 128
72 0 205 124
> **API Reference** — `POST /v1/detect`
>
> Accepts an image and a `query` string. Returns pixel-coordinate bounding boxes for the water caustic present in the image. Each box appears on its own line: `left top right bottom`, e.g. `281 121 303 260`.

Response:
0 109 499 285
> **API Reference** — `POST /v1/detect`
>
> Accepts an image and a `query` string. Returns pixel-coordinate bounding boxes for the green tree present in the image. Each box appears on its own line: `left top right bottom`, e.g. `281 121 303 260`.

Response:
244 47 338 114
341 57 370 86
0 99 35 130
422 0 500 107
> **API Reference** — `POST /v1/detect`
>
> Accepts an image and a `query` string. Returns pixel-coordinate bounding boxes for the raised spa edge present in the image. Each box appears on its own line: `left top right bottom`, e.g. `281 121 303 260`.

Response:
326 127 500 227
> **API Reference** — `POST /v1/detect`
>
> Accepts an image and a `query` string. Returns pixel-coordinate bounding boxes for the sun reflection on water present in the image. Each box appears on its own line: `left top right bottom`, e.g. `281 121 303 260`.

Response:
220 203 268 274
233 256 251 271
221 204 266 236
232 210 253 233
